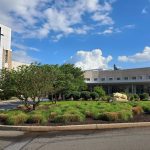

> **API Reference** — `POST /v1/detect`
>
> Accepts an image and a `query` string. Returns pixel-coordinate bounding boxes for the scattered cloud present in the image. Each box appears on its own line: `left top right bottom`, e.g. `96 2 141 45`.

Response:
118 46 150 63
142 7 148 14
0 0 116 40
12 42 39 52
98 26 121 35
98 24 135 35
67 49 112 70
12 50 38 63
123 24 135 29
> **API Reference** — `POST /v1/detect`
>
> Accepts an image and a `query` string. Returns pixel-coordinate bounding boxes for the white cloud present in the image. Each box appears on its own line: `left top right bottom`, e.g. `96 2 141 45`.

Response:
12 42 39 52
0 0 116 40
142 7 148 14
98 24 135 35
98 26 121 35
67 49 112 70
12 50 37 63
123 24 135 29
118 46 150 63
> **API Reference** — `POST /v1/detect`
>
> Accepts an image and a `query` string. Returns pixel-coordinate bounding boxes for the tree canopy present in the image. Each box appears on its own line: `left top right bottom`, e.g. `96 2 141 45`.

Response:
0 63 86 109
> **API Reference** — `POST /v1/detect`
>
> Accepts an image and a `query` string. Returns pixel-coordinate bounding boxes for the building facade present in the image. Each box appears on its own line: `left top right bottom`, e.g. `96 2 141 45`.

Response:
0 24 12 70
84 68 150 94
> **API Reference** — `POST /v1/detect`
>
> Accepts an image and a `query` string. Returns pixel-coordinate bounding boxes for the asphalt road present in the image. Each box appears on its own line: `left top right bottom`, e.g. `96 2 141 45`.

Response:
0 99 49 110
0 101 23 110
0 127 150 150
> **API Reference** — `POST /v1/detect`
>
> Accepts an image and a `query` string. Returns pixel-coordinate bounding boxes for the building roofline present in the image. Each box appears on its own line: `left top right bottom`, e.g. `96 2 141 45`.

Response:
84 67 150 72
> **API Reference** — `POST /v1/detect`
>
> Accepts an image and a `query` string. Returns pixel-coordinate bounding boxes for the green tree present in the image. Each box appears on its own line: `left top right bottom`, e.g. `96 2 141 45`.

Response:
0 69 15 100
49 64 86 101
94 86 106 97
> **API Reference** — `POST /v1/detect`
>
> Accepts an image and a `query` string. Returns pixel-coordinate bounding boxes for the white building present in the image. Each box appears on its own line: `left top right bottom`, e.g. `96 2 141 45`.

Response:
0 24 12 69
0 24 30 70
84 67 150 94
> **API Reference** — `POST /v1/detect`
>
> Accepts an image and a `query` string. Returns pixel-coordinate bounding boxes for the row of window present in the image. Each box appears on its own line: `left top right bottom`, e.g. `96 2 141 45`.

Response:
85 76 150 81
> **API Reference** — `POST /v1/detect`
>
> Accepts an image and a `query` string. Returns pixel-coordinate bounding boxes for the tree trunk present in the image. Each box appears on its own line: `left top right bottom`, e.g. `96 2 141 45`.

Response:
32 98 36 110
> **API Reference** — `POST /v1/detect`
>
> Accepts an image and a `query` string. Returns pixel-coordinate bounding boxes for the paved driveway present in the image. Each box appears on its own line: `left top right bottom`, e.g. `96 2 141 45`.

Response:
0 101 23 110
0 127 150 150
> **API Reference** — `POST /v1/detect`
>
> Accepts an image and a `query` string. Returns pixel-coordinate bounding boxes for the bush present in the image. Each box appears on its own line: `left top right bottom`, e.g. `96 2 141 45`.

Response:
0 113 8 123
49 112 58 121
128 94 140 101
118 111 133 121
132 106 143 115
6 113 28 125
71 91 81 100
101 96 112 102
27 114 46 124
0 89 16 100
85 109 100 120
139 93 149 101
98 110 133 121
139 102 150 113
90 92 99 100
99 112 119 121
53 114 85 123
94 86 105 97
81 91 91 100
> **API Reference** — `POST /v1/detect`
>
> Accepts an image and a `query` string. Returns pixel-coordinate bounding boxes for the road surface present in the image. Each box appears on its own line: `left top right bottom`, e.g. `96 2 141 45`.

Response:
0 101 23 110
0 127 150 150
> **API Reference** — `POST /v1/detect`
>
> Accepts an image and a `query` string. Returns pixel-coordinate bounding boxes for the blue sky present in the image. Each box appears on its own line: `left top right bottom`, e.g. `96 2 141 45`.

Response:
0 0 150 70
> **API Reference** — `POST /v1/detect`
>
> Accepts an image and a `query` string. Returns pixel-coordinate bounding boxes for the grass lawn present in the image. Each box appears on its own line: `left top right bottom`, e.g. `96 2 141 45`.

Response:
0 101 150 125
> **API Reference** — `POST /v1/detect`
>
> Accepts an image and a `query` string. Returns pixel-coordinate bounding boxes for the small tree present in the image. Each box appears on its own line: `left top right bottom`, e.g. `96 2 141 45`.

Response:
94 86 106 97
139 93 149 101
0 69 15 100
81 91 91 100
90 92 99 100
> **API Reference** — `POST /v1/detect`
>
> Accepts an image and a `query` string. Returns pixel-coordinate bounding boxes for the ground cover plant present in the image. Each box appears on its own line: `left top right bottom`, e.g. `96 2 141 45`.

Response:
0 101 150 125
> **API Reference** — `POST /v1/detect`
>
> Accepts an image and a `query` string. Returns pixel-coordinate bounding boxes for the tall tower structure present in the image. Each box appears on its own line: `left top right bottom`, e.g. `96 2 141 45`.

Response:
0 24 12 70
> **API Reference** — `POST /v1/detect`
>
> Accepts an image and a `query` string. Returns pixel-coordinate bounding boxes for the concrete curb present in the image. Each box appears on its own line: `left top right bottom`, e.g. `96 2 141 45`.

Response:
1 122 150 132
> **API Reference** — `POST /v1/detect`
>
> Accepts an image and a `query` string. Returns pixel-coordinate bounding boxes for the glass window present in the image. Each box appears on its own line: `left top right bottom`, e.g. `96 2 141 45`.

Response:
132 76 136 80
5 50 8 63
85 78 90 81
117 77 120 80
124 77 128 80
94 78 98 81
101 78 105 81
109 77 113 81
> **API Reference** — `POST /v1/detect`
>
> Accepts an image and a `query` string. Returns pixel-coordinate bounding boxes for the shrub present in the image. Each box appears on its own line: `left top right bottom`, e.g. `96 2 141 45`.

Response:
17 105 32 111
53 114 85 123
139 93 149 101
99 112 119 121
90 92 99 100
81 91 91 100
128 94 140 101
139 103 150 114
6 113 28 125
85 109 100 120
27 114 46 124
49 112 58 121
101 96 112 102
71 91 81 100
94 86 105 97
118 111 133 121
98 110 133 122
132 106 143 115
0 113 8 123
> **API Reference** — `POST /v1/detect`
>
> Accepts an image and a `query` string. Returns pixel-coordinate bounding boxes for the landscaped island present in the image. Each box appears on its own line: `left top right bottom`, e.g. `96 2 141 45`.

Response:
0 101 150 125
